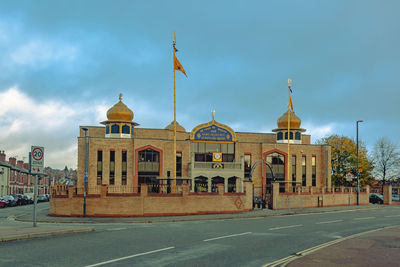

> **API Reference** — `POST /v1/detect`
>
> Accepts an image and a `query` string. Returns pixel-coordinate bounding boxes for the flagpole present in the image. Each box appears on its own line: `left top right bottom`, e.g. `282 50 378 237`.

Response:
172 31 177 193
287 79 291 193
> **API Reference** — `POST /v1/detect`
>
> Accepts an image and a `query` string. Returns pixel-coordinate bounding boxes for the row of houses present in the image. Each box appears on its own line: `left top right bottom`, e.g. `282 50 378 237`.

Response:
0 150 51 196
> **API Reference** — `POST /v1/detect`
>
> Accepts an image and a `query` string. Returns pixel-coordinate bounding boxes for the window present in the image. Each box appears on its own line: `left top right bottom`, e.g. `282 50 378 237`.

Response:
266 152 285 192
111 124 119 134
295 132 301 140
285 132 288 139
110 151 115 185
138 149 160 185
176 152 182 177
277 132 283 140
122 151 127 185
302 156 306 186
97 150 102 185
312 156 316 186
292 155 296 187
289 132 293 140
106 125 110 134
122 125 130 134
193 142 235 162
244 154 251 178
131 126 134 135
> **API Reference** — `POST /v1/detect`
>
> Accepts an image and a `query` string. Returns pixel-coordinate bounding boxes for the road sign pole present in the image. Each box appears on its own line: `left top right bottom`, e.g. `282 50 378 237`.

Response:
33 174 38 227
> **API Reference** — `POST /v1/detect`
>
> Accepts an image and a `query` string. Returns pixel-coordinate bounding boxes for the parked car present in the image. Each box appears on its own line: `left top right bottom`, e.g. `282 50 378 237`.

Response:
23 195 34 204
2 195 17 207
369 193 383 204
0 198 6 208
37 195 47 202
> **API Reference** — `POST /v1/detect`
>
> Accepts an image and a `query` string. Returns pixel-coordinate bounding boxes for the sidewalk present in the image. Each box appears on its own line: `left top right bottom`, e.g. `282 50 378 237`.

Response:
0 223 94 242
284 225 400 267
16 204 385 224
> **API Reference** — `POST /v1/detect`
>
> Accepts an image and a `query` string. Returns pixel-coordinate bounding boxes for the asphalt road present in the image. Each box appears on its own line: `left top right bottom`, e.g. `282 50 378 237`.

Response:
0 204 399 267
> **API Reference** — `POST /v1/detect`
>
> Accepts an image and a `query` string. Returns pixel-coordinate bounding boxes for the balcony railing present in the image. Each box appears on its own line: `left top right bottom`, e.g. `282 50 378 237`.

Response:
191 162 242 170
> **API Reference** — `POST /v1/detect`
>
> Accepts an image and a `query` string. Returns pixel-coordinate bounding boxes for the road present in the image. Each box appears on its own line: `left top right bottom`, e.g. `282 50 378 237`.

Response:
0 204 399 266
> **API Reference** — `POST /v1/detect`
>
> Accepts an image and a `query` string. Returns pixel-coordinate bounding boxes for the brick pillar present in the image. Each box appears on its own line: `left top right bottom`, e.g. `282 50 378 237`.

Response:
217 184 224 195
101 184 108 198
68 186 74 199
140 184 148 197
182 182 189 196
272 182 280 210
383 184 392 205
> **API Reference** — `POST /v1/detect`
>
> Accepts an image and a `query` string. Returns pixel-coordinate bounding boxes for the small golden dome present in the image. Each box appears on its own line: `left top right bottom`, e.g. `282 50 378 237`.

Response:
277 110 301 129
106 94 133 122
165 121 186 132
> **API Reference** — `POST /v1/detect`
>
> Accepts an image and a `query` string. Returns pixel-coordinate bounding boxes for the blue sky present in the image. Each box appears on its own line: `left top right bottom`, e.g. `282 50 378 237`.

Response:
0 0 399 168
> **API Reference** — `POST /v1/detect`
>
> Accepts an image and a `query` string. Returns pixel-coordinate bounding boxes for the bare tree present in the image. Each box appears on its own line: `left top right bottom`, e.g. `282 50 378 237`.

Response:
372 137 400 185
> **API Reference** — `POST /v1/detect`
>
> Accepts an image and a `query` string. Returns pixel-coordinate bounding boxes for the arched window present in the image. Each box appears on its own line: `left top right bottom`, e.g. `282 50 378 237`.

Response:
194 176 208 192
289 132 293 140
228 177 237 192
211 176 224 192
285 132 288 139
295 132 301 140
131 126 134 135
122 125 130 134
277 132 283 140
266 152 285 192
106 125 110 134
138 149 160 188
111 124 119 134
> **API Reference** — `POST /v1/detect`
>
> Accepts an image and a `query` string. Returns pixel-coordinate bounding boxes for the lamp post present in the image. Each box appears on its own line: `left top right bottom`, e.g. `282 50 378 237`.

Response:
356 120 363 205
82 127 89 217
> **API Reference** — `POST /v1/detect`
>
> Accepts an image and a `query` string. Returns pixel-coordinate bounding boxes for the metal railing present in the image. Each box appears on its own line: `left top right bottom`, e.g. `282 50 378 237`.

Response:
191 162 242 169
147 184 183 194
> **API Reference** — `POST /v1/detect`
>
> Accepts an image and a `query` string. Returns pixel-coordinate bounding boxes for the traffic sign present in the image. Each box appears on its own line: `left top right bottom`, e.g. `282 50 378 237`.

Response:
31 146 44 174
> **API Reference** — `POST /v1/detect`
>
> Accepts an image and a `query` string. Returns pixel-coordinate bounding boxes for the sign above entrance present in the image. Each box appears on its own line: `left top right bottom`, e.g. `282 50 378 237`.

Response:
190 120 236 142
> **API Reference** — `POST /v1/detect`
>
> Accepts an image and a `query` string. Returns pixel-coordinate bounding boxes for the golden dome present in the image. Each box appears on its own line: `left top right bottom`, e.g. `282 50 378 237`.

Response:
165 121 186 132
277 110 301 129
106 94 133 122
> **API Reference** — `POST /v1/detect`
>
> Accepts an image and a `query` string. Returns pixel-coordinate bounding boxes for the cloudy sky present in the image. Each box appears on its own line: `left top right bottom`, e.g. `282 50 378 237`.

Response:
0 0 399 169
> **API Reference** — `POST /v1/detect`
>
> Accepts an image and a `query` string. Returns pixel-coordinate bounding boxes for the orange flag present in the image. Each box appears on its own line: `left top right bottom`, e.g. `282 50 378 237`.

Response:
174 54 187 77
289 93 294 111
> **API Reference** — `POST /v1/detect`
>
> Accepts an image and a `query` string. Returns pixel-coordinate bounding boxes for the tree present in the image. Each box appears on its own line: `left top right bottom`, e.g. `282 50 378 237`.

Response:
318 135 374 187
372 137 400 184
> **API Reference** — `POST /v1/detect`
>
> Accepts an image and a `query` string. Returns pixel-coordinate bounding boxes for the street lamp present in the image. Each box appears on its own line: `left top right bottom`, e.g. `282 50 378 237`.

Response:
356 120 363 205
82 127 89 217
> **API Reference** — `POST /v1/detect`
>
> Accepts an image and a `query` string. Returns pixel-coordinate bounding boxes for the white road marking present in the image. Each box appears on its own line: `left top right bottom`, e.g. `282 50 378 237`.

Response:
269 224 302 230
353 217 375 220
203 232 252 242
384 215 400 218
106 227 127 231
84 246 175 267
316 220 343 224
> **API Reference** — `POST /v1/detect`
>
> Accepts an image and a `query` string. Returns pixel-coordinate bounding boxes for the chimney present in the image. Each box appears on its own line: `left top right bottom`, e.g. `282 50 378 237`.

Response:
9 157 16 166
23 163 29 170
0 151 5 162
17 160 24 168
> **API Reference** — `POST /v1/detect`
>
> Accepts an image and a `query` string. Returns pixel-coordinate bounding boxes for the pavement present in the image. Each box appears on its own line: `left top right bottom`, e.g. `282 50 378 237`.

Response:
283 225 400 267
1 204 399 267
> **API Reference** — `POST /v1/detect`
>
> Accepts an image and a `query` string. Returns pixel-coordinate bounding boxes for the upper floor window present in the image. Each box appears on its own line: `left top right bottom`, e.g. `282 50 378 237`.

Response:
244 154 251 178
277 132 283 140
122 125 130 134
111 124 119 134
106 125 110 134
295 132 301 140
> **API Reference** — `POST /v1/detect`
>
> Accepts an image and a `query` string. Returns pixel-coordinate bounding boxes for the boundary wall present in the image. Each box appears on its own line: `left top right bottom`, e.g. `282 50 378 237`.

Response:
271 182 370 210
50 182 252 217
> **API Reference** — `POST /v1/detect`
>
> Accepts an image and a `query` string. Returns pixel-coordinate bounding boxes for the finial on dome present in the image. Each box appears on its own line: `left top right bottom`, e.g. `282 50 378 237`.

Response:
211 109 215 121
119 93 123 101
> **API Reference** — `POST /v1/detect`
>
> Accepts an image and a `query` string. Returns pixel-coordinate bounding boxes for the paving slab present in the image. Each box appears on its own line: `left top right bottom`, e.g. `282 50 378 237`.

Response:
284 225 400 267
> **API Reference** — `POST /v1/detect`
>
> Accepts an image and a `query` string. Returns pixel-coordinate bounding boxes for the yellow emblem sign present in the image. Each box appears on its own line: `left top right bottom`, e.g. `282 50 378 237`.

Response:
213 152 222 162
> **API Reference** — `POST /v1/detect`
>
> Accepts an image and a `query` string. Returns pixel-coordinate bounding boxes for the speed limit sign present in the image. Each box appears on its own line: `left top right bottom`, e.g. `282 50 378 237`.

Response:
31 146 44 174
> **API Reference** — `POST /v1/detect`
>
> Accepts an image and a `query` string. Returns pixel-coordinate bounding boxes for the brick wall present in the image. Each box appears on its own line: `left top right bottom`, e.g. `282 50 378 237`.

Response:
270 183 369 209
50 181 253 217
